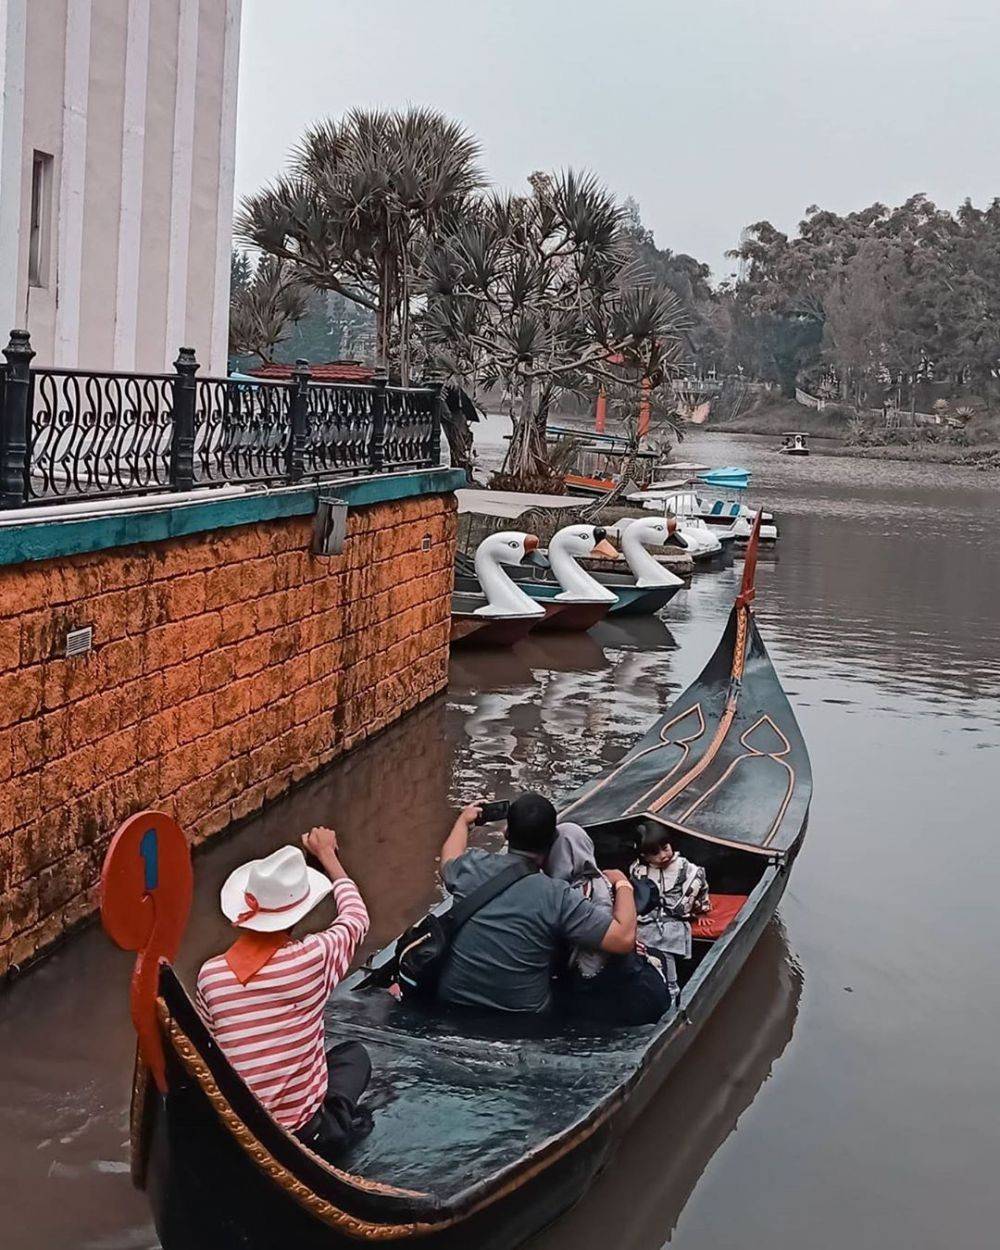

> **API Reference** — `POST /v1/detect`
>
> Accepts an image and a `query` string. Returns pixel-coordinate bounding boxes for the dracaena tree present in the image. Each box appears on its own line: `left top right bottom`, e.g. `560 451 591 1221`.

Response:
422 170 689 487
235 107 484 381
228 252 310 364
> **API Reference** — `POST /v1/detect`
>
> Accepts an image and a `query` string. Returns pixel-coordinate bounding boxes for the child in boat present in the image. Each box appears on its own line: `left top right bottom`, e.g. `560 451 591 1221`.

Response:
630 824 710 1004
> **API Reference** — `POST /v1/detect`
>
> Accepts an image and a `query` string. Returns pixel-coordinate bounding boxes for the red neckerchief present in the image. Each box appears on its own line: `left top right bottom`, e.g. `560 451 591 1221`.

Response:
223 930 290 985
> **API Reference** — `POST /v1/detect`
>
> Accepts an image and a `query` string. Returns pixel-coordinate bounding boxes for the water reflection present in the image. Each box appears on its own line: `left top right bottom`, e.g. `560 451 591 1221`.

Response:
528 922 802 1250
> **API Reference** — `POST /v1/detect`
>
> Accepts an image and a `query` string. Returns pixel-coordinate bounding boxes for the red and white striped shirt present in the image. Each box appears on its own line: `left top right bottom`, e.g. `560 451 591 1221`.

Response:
195 878 369 1130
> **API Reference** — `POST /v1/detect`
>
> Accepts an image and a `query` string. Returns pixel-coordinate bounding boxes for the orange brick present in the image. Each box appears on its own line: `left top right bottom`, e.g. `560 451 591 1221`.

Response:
0 667 43 728
200 647 235 693
203 564 246 612
0 567 53 617
219 602 257 645
182 612 223 661
0 617 24 670
164 573 206 621
162 658 201 706
67 692 120 749
99 637 142 686
255 593 286 633
176 692 217 745
233 634 271 679
143 621 189 673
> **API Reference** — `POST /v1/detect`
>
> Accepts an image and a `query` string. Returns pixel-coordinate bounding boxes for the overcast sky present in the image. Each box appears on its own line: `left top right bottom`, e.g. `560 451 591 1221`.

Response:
235 0 1000 282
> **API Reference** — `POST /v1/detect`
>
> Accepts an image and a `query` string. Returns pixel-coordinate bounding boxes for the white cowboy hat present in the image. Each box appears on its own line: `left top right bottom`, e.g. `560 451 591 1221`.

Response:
220 845 333 932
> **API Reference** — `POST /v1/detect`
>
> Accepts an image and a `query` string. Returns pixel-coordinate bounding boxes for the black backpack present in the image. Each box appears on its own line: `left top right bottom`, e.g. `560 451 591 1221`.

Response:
393 859 533 1000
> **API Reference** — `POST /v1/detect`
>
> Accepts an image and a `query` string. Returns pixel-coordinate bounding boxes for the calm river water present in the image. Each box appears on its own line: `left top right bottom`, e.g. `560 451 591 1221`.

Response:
1 433 999 1250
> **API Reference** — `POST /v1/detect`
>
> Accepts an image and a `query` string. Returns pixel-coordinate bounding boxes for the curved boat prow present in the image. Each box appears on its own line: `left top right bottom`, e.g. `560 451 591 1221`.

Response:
736 509 763 609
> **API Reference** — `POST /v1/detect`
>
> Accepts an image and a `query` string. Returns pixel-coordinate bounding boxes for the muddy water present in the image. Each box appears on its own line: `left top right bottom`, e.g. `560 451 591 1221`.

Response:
2 433 999 1250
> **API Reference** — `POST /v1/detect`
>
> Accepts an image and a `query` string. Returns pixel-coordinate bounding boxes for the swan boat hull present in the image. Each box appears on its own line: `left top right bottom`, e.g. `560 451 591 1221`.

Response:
455 557 681 619
116 520 812 1250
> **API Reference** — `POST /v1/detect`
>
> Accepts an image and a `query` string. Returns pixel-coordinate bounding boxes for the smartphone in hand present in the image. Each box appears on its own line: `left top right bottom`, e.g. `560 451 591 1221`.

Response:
475 800 510 826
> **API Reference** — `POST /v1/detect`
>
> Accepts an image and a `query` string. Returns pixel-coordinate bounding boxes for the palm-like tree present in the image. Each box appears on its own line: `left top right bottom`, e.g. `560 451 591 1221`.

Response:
236 107 483 380
424 170 690 484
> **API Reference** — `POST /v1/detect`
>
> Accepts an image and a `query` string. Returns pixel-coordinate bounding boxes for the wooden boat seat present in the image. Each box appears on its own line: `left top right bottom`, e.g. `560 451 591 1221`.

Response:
322 982 655 1197
691 893 748 941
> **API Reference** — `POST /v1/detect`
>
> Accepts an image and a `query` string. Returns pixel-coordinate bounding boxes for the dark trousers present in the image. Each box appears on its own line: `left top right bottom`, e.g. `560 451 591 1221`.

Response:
294 1042 373 1158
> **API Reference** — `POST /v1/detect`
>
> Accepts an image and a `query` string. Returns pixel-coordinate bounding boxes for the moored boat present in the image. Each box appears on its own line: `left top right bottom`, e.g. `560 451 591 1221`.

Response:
466 516 686 618
778 432 810 455
456 524 622 632
449 531 566 647
100 513 812 1250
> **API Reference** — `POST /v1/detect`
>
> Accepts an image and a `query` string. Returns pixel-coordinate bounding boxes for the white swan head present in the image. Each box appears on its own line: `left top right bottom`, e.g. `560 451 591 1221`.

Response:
623 515 677 549
549 525 620 562
473 531 546 617
476 530 541 568
546 525 619 603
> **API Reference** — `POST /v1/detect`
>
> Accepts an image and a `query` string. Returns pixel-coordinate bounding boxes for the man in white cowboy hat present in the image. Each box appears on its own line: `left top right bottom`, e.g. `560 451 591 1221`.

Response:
195 826 372 1156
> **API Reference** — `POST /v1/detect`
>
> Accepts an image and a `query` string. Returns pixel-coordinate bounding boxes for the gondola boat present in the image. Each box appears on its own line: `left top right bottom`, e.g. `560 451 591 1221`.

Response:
100 512 811 1250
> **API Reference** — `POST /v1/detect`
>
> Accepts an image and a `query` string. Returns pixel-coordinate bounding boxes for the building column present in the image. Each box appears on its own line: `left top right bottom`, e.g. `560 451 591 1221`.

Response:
53 0 92 367
209 0 242 376
163 0 199 368
112 0 150 371
0 0 28 336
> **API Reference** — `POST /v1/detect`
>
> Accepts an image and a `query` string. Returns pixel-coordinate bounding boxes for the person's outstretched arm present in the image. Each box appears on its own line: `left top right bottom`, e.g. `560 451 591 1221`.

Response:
440 802 483 868
301 827 370 989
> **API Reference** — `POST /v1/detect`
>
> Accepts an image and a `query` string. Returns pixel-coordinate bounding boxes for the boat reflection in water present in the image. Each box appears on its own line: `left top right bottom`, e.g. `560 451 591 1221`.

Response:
529 921 802 1250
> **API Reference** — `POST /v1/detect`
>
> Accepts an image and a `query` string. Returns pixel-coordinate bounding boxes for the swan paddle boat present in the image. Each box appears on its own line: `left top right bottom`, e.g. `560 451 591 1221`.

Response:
450 531 567 647
99 513 812 1250
498 516 686 617
457 525 622 631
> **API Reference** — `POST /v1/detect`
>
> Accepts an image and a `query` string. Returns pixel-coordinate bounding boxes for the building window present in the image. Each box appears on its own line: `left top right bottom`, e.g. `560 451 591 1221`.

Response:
28 151 53 288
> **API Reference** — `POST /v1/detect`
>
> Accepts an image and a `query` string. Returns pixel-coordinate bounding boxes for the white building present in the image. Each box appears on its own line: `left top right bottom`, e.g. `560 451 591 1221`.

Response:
0 0 241 374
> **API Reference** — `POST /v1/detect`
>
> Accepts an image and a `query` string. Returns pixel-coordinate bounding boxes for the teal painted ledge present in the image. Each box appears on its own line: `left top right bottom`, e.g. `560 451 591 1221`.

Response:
0 468 467 567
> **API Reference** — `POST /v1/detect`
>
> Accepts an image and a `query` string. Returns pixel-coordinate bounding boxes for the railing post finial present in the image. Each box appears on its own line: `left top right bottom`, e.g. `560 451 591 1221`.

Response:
287 358 311 483
0 329 35 509
170 346 199 492
370 365 388 474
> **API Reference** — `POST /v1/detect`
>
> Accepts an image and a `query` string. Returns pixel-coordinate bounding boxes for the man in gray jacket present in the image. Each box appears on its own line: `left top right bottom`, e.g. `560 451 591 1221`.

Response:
437 792 637 1013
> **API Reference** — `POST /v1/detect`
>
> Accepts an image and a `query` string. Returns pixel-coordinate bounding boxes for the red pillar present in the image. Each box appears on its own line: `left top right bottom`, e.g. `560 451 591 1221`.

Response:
637 377 651 443
595 387 607 433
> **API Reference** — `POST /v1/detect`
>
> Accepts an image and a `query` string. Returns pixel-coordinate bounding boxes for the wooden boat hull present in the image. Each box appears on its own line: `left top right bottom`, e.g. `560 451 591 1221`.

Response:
531 598 612 631
110 514 811 1250
606 583 681 616
450 613 541 647
141 861 790 1250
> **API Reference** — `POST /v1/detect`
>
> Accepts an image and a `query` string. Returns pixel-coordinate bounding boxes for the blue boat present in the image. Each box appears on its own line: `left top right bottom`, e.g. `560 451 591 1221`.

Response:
697 466 751 489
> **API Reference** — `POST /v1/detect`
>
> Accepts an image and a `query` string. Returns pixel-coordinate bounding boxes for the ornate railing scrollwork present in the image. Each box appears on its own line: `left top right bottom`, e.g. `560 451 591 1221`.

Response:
0 332 443 508
195 377 292 485
27 368 175 501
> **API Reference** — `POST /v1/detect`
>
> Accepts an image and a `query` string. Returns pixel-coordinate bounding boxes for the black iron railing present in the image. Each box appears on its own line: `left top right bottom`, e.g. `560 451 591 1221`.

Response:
0 330 443 508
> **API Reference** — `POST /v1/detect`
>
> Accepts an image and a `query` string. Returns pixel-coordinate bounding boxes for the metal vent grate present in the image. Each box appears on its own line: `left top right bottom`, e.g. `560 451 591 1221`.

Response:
421 534 432 551
65 626 93 658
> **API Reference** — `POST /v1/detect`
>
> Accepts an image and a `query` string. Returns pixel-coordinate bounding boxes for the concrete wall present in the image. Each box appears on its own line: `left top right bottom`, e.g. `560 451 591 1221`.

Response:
0 0 240 373
0 490 457 974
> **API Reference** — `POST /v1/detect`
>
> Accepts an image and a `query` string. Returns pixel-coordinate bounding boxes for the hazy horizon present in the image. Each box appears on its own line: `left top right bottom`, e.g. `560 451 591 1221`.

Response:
235 0 1000 282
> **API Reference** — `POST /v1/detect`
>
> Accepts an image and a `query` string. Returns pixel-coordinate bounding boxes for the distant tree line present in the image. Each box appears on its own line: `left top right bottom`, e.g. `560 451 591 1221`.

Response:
719 194 1000 411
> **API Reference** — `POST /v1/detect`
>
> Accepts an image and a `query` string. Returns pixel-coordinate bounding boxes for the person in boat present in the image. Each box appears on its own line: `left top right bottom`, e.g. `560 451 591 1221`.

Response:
437 793 638 1014
546 822 670 1025
195 827 372 1158
630 824 710 1005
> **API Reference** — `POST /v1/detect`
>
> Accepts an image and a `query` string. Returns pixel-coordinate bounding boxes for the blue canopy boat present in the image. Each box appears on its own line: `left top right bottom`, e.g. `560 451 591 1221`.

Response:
696 466 751 490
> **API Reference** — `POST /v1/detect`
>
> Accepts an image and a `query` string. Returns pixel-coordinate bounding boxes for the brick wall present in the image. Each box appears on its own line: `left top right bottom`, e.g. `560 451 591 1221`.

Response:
0 493 456 975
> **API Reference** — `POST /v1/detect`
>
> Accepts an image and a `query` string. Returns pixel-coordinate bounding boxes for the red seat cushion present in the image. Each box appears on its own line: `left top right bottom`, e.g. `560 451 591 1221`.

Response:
690 893 748 940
